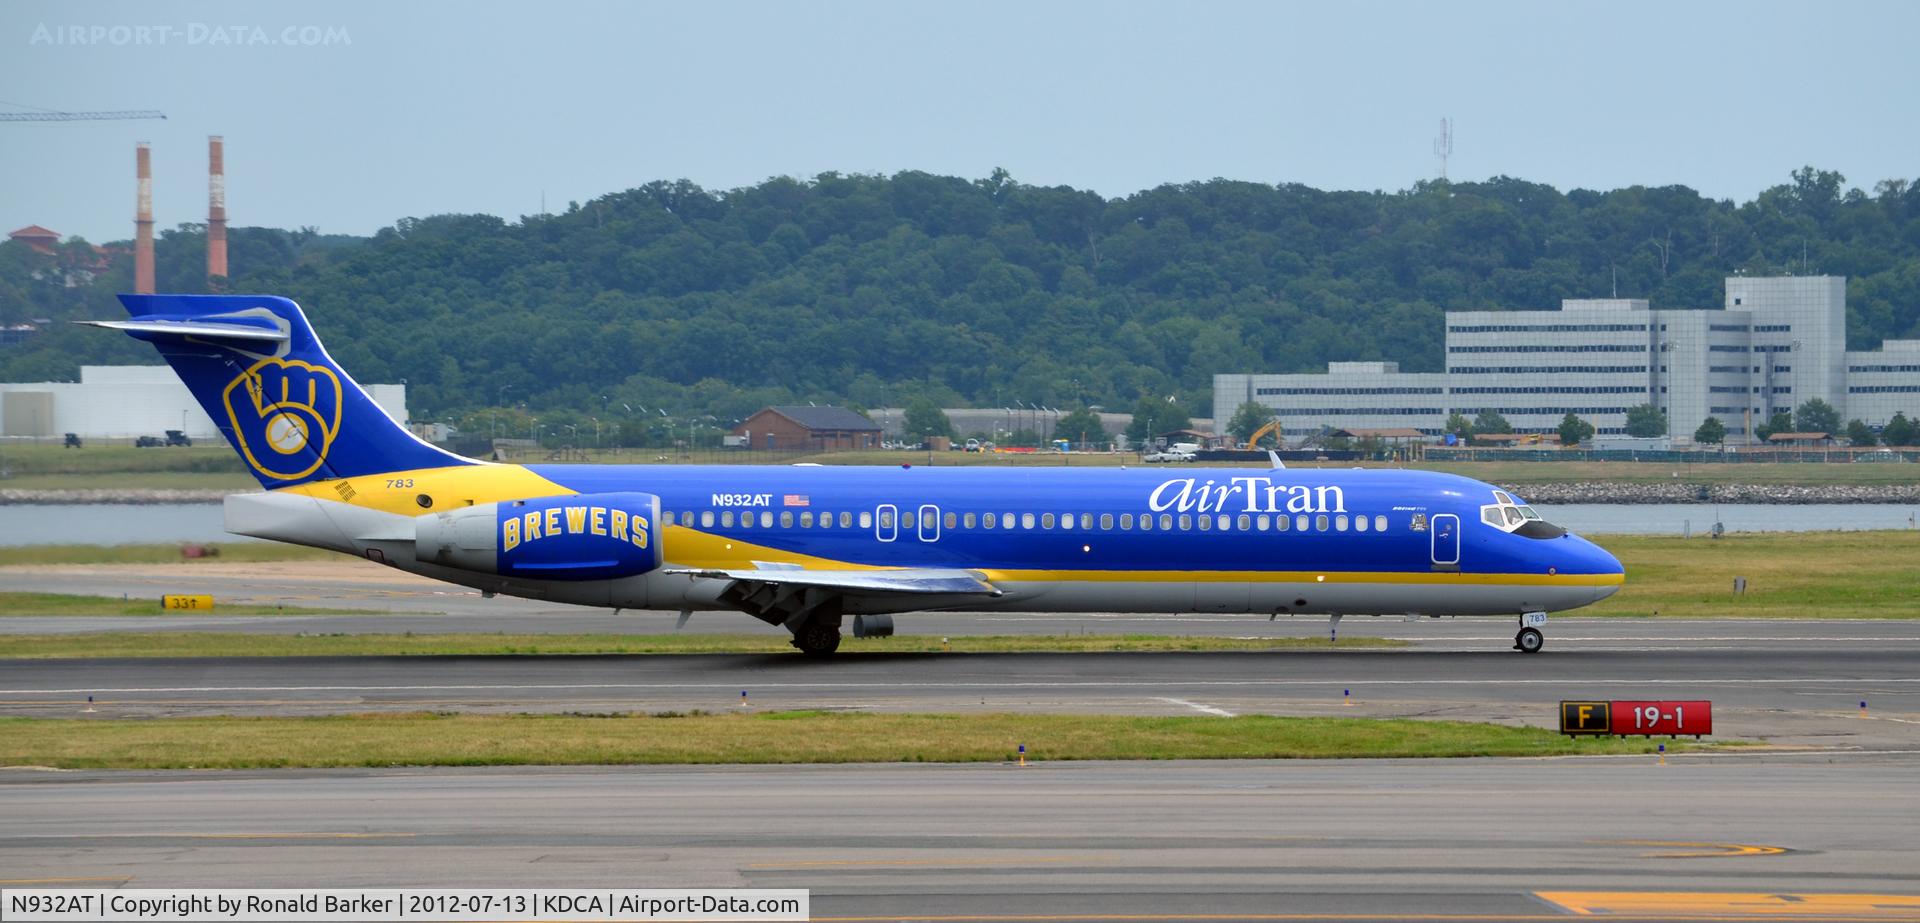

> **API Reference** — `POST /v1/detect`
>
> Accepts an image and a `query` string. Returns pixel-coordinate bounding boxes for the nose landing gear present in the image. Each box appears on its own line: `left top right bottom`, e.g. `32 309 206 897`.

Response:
1514 627 1544 653
1513 612 1547 653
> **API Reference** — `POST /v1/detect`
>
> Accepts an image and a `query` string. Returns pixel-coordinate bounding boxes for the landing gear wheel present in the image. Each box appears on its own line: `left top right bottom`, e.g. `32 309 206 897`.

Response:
1514 627 1544 654
792 622 842 657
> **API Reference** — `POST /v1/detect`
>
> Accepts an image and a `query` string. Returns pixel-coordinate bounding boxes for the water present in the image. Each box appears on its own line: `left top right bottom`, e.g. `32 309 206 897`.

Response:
1533 503 1919 535
0 504 261 547
1 502 1915 547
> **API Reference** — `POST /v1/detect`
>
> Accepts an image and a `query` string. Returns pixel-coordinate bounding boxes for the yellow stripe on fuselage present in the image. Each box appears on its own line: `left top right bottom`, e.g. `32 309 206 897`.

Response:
275 463 574 515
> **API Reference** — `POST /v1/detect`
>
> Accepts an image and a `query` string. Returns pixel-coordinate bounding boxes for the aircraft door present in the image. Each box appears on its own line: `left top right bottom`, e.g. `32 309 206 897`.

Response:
918 504 940 542
1431 513 1460 566
875 504 898 542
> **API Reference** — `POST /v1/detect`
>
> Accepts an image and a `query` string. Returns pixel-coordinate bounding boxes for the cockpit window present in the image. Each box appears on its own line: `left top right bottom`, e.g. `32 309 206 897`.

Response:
1479 492 1564 539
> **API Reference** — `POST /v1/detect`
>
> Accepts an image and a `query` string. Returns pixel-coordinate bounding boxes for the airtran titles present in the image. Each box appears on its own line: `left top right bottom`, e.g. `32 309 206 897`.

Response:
1148 477 1347 515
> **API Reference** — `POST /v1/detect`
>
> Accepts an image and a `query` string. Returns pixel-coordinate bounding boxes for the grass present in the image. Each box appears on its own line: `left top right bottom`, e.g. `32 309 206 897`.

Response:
0 711 1676 769
0 592 374 618
1586 530 1920 618
0 631 1403 658
0 543 331 566
0 444 244 476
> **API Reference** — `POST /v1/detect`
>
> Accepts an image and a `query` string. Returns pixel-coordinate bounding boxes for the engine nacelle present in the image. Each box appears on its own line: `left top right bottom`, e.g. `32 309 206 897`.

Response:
415 491 662 581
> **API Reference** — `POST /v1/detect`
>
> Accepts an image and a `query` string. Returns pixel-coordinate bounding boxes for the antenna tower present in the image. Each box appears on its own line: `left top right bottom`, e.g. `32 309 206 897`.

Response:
1433 118 1453 180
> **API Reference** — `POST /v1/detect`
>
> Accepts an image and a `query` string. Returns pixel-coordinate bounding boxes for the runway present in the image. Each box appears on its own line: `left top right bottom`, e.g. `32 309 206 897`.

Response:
3 756 1916 920
5 645 1917 749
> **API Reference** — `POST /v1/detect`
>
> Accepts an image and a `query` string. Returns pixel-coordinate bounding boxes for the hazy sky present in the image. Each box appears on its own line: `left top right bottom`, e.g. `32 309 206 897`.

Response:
5 0 1917 243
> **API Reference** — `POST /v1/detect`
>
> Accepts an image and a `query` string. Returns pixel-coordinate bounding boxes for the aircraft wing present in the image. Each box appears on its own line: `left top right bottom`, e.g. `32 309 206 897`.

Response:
664 567 1002 597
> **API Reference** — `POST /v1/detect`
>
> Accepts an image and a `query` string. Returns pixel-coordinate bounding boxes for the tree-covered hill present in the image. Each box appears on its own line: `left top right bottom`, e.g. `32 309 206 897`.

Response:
4 167 1917 427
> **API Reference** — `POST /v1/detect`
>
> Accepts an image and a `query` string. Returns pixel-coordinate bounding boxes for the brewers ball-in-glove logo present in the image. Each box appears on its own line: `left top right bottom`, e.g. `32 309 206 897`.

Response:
221 357 344 481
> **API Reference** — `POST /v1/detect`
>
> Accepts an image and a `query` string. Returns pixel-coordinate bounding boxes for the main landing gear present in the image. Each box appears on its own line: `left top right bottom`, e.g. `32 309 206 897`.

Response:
791 620 842 657
1512 611 1547 654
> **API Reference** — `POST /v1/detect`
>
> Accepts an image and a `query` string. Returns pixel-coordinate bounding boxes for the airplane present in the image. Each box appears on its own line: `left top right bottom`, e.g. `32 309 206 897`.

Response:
86 294 1624 655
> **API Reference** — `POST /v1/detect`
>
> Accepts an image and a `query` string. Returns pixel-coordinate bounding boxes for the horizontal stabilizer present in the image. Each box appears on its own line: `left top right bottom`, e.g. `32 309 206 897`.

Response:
76 317 289 342
666 567 1001 597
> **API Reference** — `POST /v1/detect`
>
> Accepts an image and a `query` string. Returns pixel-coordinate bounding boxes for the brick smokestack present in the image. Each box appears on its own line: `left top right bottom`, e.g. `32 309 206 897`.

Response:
134 142 155 294
207 135 227 284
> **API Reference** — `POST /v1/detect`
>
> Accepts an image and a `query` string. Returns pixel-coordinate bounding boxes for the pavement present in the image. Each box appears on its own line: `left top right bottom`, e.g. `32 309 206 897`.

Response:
3 641 1917 751
2 756 1916 921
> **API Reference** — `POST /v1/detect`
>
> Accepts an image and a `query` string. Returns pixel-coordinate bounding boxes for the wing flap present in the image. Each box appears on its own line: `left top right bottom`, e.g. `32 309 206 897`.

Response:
664 567 1001 597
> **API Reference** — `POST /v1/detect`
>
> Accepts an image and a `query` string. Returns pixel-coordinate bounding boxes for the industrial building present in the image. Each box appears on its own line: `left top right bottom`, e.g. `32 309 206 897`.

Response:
1214 275 1920 445
0 366 407 441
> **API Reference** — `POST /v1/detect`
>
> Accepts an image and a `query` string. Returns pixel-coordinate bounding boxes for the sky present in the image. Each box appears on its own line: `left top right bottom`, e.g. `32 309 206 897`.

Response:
4 0 1918 244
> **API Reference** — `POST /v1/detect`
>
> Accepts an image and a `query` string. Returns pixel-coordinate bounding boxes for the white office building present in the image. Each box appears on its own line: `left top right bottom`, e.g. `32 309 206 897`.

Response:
0 366 408 440
1214 276 1920 445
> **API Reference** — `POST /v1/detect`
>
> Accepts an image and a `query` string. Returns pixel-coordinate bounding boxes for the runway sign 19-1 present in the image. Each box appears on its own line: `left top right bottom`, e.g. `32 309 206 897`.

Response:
1560 700 1712 738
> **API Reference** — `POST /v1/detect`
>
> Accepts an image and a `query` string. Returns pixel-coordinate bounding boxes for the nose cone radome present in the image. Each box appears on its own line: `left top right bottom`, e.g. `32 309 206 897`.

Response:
1576 534 1626 602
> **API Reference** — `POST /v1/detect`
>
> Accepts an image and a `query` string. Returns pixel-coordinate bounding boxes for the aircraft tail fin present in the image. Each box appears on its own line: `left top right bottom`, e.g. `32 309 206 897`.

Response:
84 294 475 489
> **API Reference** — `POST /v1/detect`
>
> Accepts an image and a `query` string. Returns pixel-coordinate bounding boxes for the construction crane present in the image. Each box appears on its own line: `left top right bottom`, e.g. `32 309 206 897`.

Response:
0 109 166 122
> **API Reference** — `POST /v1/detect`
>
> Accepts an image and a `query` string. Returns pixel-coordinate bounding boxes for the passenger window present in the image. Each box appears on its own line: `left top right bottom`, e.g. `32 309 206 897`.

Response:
721 511 735 527
780 511 794 528
1295 514 1308 531
1100 513 1114 530
1042 513 1056 529
962 512 975 528
1315 514 1329 531
1355 515 1369 532
1022 513 1036 529
1057 513 1071 530
760 511 773 527
983 512 997 529
1120 513 1134 530
1237 514 1251 530
1179 514 1192 530
738 512 752 529
700 511 715 528
1374 514 1387 531
859 511 872 528
1217 514 1231 530
1335 514 1349 531
1080 513 1093 530
944 512 956 529
1257 514 1270 530
1198 515 1211 531
879 510 893 529
1160 514 1173 530
840 511 853 528
1275 513 1289 532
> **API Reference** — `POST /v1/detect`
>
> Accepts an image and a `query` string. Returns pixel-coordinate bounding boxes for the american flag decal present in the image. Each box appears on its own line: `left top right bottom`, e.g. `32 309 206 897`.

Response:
783 494 809 507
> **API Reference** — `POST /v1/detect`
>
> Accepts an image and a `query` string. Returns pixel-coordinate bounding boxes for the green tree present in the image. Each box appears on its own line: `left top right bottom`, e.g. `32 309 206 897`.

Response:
901 398 953 441
1844 419 1877 447
1471 409 1512 435
1693 416 1727 445
1227 401 1277 446
1794 398 1841 435
1556 413 1595 446
1624 403 1668 438
1444 412 1473 443
1125 396 1191 445
1754 410 1794 441
1053 406 1106 447
1883 412 1917 447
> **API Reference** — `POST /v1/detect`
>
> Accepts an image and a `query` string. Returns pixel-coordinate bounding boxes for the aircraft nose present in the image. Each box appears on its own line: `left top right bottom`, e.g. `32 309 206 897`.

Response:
1590 541 1625 601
